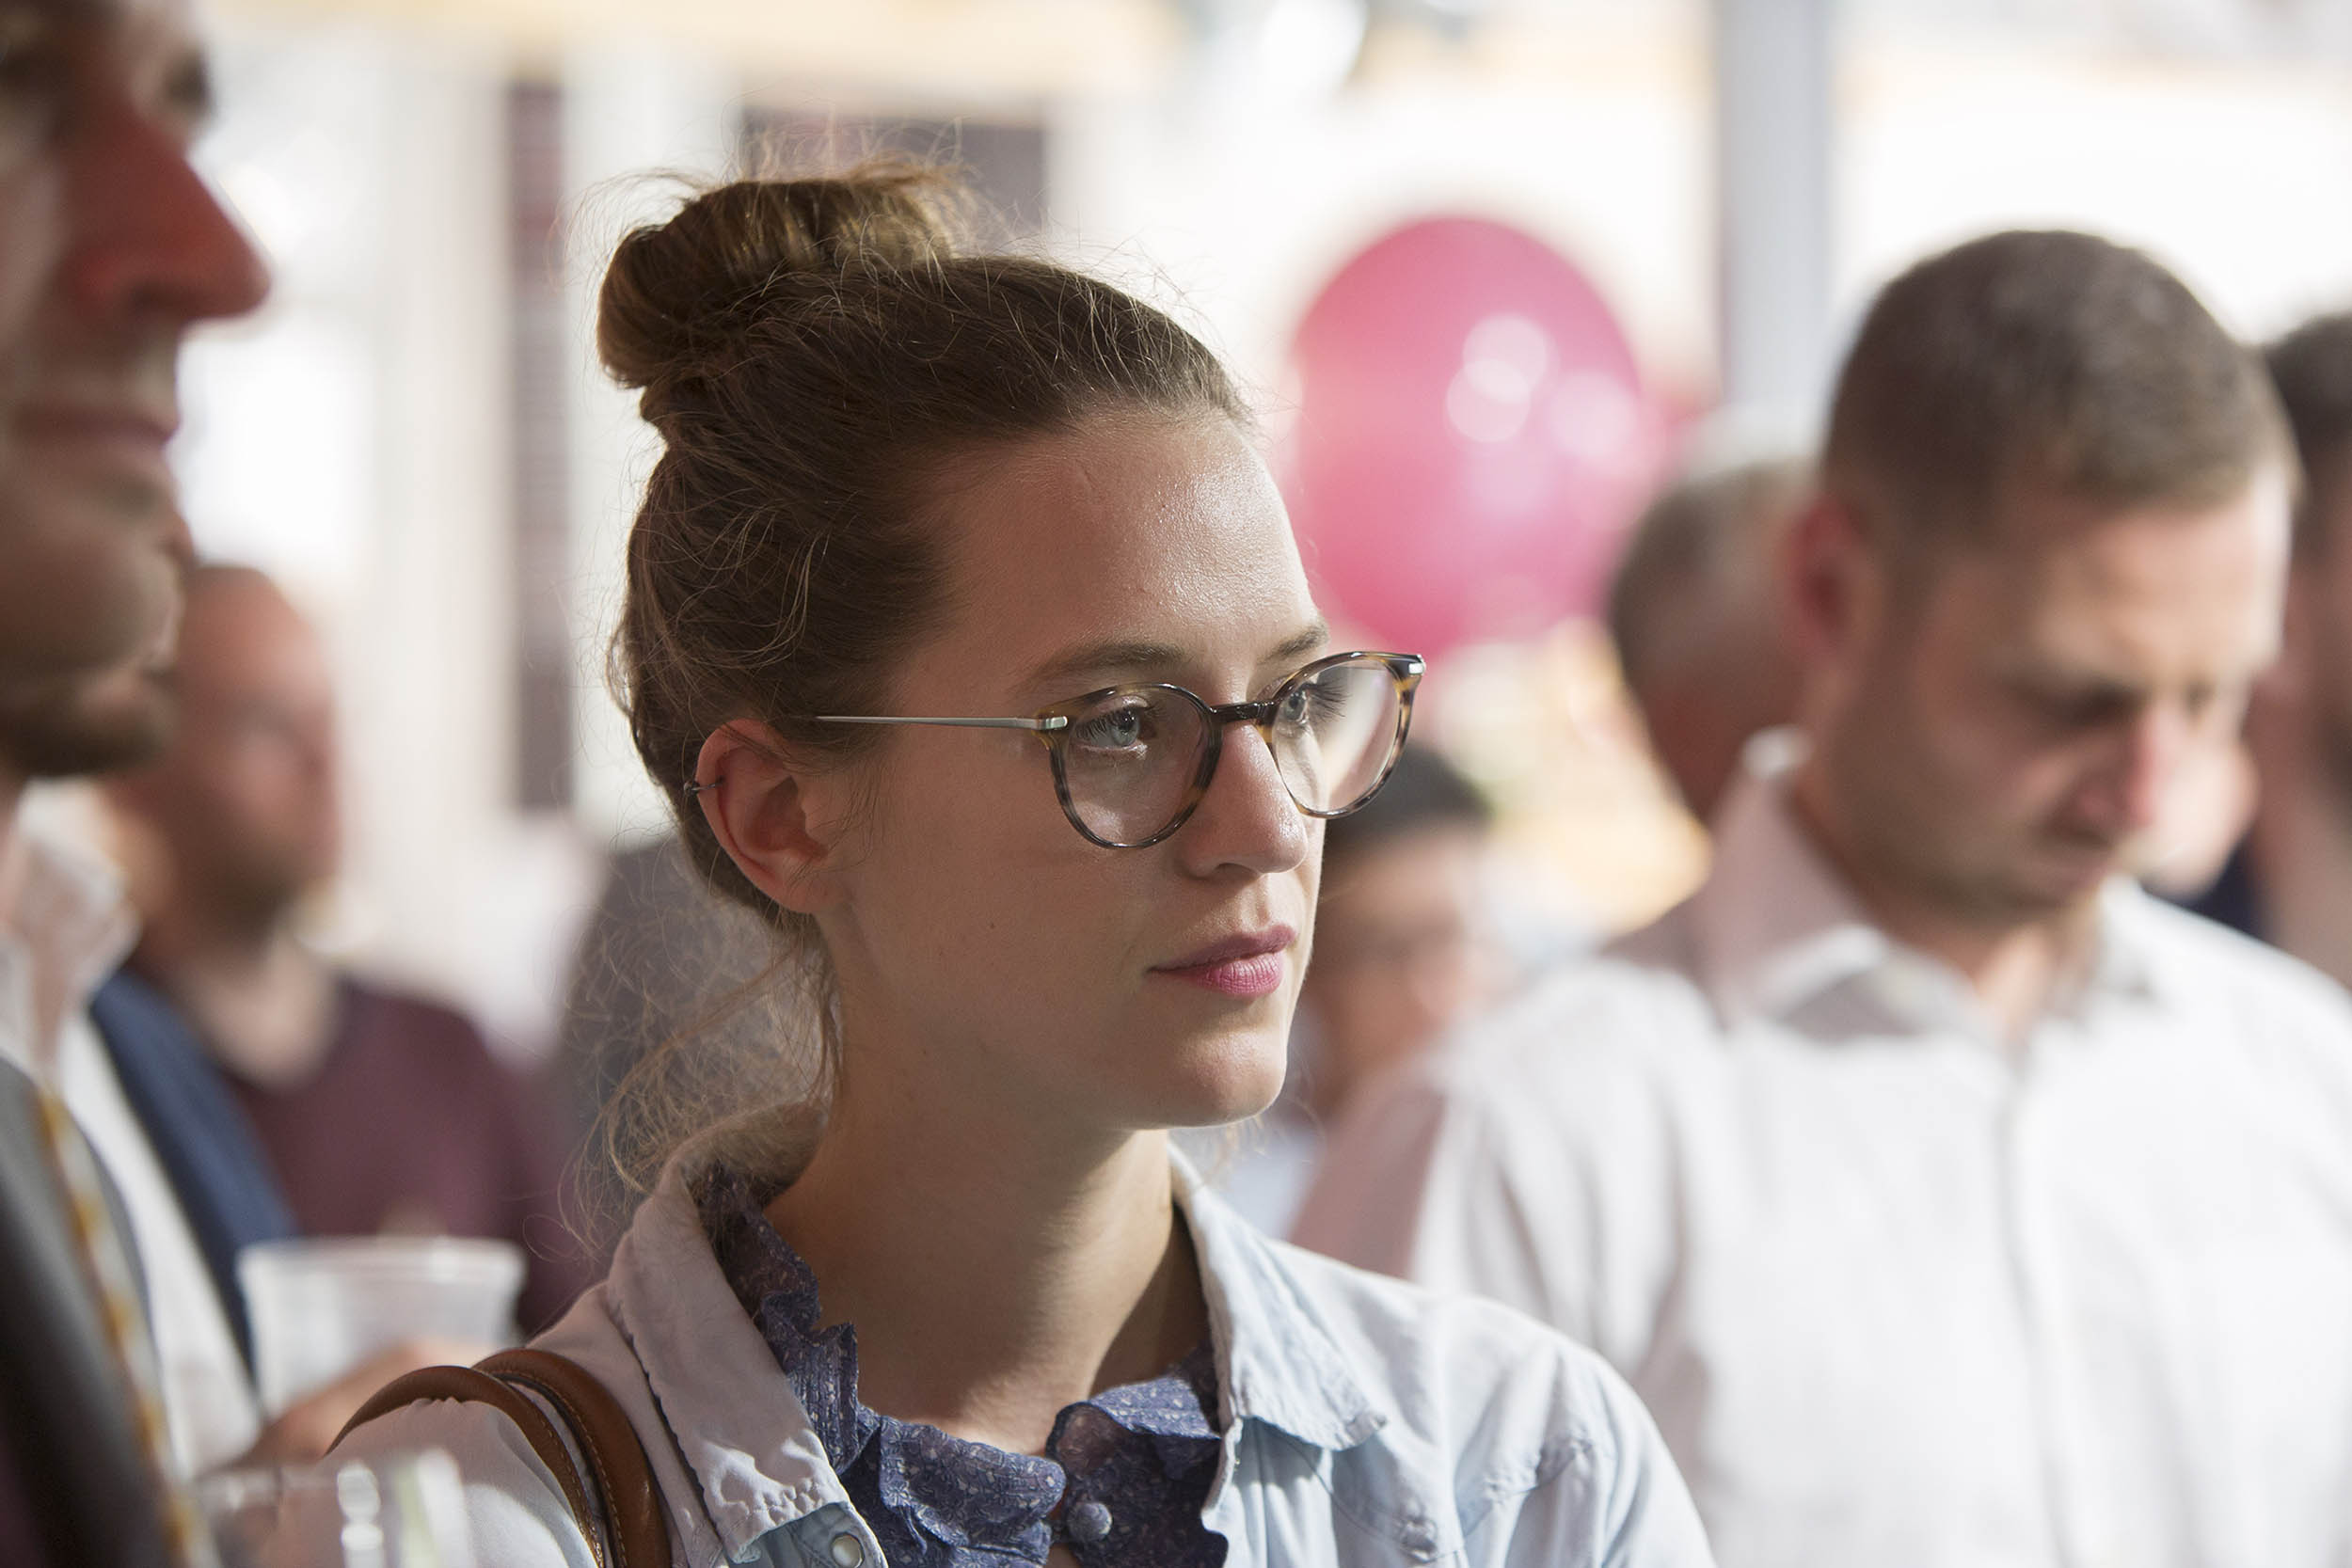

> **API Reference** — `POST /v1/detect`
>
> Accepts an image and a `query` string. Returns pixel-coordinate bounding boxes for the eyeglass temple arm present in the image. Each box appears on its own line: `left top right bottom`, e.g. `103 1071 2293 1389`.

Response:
813 714 1071 733
686 713 1071 794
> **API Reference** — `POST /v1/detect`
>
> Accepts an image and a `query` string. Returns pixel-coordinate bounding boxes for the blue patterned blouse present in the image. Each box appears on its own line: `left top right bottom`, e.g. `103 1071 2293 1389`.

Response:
698 1165 1229 1568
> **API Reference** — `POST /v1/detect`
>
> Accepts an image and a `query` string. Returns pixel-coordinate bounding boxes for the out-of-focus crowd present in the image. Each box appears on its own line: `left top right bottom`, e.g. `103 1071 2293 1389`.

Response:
8 1 2352 1565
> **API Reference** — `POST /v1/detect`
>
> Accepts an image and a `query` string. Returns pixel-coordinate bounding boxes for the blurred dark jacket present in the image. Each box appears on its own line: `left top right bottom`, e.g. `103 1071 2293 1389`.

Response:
90 968 295 1364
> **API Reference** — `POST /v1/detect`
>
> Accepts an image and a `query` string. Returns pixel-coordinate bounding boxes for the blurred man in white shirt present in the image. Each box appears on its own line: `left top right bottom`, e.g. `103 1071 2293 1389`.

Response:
1295 230 2352 1568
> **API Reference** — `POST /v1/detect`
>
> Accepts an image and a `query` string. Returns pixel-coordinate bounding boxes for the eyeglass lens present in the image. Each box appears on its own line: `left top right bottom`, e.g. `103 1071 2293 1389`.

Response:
1057 657 1404 846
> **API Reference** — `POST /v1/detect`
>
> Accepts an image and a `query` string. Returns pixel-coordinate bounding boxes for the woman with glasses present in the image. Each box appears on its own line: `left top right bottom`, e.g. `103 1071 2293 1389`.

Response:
312 164 1712 1568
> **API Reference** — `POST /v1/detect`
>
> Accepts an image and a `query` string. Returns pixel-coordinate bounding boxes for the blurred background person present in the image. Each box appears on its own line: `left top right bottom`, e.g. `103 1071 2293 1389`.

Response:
0 0 273 1496
1185 742 1506 1234
1296 230 2352 1568
554 830 781 1258
2182 310 2352 981
105 563 591 1340
1607 453 1808 823
1300 744 1505 1123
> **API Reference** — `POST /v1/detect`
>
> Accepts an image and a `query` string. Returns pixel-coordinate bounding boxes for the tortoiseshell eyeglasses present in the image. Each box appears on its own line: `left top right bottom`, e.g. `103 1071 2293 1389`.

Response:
692 650 1424 850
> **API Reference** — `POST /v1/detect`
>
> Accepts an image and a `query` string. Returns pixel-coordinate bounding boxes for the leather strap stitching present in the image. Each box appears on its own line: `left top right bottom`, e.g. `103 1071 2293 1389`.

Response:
481 1349 669 1568
334 1365 612 1568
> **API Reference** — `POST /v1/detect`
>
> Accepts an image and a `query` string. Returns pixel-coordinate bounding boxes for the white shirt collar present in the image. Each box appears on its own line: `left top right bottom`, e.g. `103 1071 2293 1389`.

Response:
0 811 136 1078
1690 729 2167 1037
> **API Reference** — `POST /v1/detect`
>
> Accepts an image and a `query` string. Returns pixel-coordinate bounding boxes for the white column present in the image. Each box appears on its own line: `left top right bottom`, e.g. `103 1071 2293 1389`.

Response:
364 47 516 979
559 43 737 849
183 36 523 1018
1712 0 1834 418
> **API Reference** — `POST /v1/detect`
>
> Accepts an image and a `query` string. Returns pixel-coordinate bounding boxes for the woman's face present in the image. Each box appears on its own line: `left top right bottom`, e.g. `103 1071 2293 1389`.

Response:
819 410 1326 1139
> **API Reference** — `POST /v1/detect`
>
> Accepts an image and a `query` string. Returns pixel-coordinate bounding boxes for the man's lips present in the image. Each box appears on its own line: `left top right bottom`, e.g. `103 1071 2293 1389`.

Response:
15 405 180 470
1151 927 1297 1000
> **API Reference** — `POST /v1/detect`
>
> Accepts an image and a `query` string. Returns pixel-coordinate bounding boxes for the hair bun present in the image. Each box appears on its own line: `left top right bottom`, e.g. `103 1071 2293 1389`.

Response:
597 160 964 393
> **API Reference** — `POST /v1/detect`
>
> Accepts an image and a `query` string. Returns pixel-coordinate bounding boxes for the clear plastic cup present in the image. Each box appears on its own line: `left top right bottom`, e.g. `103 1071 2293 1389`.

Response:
238 1237 524 1416
200 1451 476 1568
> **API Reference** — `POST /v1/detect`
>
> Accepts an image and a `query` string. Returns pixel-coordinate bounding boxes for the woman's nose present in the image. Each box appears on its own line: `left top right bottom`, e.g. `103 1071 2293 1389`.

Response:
1175 722 1310 879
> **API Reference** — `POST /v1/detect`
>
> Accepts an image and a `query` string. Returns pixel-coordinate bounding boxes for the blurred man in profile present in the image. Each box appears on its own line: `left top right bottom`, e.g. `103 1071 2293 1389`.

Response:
1608 454 1807 822
0 0 265 1549
1297 231 2352 1568
0 0 484 1492
2185 311 2352 985
0 8 167 1557
106 566 592 1343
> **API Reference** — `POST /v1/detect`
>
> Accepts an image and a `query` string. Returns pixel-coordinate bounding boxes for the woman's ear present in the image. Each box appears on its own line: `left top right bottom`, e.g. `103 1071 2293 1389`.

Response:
692 722 851 914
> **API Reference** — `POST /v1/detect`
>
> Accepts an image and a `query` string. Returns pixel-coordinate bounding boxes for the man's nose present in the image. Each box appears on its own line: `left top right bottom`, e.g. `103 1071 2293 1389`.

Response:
59 101 269 325
2089 705 2193 839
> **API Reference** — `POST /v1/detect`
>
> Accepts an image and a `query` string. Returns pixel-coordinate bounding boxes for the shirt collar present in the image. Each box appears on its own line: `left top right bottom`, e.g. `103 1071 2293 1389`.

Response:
0 808 137 1077
605 1116 856 1561
1690 729 2164 1033
1172 1146 1387 1453
2081 877 2174 1007
1690 737 1893 1029
606 1120 1388 1561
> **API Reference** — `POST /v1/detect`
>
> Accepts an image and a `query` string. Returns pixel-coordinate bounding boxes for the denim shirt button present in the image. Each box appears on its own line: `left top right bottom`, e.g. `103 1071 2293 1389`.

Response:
1399 1514 1439 1557
1068 1499 1113 1544
827 1531 866 1567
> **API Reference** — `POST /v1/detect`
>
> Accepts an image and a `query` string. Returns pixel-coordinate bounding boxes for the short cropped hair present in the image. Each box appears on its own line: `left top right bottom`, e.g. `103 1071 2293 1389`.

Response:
1607 455 1809 694
2265 311 2352 562
1823 230 2287 551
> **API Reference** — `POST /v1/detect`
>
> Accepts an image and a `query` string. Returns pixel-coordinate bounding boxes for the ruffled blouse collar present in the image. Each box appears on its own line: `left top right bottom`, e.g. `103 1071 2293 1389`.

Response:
697 1164 1227 1567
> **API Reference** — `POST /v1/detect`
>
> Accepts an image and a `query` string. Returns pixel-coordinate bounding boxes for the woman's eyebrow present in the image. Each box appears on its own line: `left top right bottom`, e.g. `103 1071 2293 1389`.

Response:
1021 621 1331 695
1022 640 1191 693
1264 621 1331 668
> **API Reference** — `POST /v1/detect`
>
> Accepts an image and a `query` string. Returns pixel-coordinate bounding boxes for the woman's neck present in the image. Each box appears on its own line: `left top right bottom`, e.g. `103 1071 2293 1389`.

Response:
761 1080 1205 1456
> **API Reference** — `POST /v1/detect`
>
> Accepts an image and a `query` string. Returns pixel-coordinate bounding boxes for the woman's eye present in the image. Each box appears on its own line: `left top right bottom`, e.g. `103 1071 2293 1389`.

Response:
1073 706 1152 751
1279 682 1333 730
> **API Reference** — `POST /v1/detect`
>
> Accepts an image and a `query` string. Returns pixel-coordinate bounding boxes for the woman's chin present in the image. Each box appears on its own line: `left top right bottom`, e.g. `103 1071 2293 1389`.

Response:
1161 1034 1292 1128
1100 1023 1285 1133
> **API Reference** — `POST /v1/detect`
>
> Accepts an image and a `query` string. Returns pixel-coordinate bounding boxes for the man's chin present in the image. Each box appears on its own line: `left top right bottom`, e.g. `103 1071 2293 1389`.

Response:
2003 845 2122 920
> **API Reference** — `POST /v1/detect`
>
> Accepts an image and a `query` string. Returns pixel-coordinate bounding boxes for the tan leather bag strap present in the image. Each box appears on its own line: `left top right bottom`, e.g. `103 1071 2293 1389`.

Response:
478 1349 672 1568
332 1351 673 1568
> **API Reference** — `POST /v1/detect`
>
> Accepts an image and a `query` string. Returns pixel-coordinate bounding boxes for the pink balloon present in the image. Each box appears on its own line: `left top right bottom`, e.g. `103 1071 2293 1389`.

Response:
1282 217 1663 659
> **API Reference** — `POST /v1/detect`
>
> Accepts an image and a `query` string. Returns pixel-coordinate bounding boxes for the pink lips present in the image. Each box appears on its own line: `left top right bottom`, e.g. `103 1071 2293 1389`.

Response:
1151 926 1295 999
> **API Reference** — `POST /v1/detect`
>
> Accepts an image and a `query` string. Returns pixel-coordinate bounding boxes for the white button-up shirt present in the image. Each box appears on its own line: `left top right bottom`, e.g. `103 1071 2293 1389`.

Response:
0 815 260 1474
309 1123 1717 1567
1295 752 2352 1568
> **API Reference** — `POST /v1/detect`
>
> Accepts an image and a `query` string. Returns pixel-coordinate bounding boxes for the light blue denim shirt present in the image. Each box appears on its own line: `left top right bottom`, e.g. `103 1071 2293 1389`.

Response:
311 1130 1715 1568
